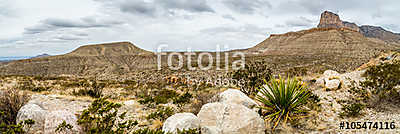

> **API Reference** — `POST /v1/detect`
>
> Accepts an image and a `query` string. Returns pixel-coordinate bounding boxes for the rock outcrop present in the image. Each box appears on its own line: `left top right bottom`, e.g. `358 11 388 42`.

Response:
162 113 200 134
317 11 344 29
317 11 359 32
197 102 265 134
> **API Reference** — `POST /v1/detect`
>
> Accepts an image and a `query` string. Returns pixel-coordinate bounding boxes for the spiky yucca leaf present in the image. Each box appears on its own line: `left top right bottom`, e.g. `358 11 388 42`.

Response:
256 76 310 129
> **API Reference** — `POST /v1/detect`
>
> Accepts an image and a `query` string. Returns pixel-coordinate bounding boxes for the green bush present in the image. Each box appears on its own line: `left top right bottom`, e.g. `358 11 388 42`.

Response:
77 98 138 134
339 103 365 118
256 76 310 129
138 89 179 106
0 119 35 134
146 106 174 122
229 61 272 97
173 92 193 108
55 120 73 133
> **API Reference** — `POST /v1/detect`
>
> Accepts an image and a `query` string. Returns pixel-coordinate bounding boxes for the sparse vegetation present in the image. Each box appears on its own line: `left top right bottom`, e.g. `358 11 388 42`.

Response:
256 76 310 129
361 60 400 100
0 88 30 126
72 80 105 98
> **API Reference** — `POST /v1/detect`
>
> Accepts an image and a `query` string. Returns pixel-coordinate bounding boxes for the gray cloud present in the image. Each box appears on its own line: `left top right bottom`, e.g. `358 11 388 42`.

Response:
158 0 214 13
119 0 157 16
223 0 272 14
102 0 214 17
285 16 313 27
222 14 236 21
24 17 123 34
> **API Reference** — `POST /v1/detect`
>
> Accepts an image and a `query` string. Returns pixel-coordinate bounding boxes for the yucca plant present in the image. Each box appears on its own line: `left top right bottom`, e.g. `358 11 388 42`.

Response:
256 76 310 129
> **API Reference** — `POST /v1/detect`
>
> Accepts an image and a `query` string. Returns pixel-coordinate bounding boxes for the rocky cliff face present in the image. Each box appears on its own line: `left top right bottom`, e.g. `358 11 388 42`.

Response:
317 11 359 32
317 11 344 29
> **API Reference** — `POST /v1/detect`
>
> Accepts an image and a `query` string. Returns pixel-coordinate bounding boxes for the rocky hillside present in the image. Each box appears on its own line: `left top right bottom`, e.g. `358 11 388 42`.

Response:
0 42 157 76
246 27 395 73
317 11 400 42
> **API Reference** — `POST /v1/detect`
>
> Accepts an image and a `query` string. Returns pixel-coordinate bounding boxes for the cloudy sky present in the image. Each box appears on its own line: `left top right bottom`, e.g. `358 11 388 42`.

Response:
0 0 399 56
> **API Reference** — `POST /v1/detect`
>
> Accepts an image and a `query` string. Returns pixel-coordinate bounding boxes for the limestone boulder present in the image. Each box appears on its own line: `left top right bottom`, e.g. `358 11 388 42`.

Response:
217 89 258 109
16 104 46 134
162 113 200 134
197 102 265 134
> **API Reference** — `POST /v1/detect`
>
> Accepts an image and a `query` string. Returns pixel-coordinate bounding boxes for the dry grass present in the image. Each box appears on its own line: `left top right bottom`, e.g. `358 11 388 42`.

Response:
0 88 30 125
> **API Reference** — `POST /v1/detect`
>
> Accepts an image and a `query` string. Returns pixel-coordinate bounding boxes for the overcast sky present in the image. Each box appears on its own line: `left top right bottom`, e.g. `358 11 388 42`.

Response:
0 0 399 56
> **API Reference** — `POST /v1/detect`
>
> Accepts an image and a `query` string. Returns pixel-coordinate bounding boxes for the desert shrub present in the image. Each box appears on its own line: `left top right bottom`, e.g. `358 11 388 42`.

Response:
361 60 400 99
256 76 310 129
339 103 365 118
0 119 35 134
173 92 193 108
131 128 165 134
138 89 179 106
77 98 138 134
177 128 201 134
0 88 30 126
146 106 175 122
229 61 272 97
72 80 105 98
55 120 73 133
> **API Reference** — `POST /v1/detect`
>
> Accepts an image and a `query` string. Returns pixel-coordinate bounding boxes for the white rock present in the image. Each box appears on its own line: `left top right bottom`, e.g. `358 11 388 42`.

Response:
162 113 200 134
323 70 340 78
217 89 258 109
315 78 325 87
16 104 46 133
197 102 265 134
325 79 341 90
44 110 82 134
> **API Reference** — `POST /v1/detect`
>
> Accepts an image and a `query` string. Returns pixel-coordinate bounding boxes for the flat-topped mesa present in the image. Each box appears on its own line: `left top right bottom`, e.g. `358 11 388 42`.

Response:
67 42 152 56
317 11 360 32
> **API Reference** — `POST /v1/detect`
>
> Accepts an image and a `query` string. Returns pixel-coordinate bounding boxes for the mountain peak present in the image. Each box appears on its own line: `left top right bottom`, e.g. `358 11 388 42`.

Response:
317 11 360 32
